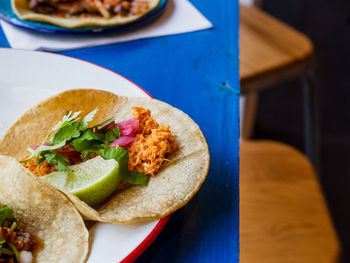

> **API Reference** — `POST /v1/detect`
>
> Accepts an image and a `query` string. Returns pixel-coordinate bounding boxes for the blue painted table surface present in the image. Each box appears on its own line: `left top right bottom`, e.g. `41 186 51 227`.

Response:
0 0 239 262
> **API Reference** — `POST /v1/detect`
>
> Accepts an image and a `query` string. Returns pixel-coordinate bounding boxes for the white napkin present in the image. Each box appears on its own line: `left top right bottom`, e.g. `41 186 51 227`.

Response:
0 0 212 52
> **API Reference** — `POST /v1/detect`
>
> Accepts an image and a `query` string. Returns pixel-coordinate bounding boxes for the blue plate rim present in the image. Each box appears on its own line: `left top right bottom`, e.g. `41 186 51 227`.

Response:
0 0 168 35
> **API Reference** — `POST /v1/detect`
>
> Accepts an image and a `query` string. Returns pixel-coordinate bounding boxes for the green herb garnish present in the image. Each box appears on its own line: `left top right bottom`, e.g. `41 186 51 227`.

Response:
0 246 14 256
43 151 72 172
9 222 17 231
0 205 14 227
99 144 147 185
20 108 147 185
7 242 20 261
123 171 149 185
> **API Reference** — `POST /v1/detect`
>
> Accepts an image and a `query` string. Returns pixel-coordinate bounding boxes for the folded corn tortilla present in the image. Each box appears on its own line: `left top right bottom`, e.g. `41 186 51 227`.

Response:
11 0 160 28
0 89 210 223
0 155 89 263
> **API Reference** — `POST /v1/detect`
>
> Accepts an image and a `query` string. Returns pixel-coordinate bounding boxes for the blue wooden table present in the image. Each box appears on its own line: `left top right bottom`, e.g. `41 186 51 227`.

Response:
0 1 239 262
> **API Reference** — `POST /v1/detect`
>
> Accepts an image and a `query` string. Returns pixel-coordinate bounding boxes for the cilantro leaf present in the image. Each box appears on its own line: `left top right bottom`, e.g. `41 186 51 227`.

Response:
99 145 130 178
79 129 105 142
71 140 100 153
36 156 45 165
52 110 81 132
74 128 105 144
20 141 66 163
0 205 14 227
105 126 120 142
43 152 72 172
99 145 128 164
71 129 104 152
122 171 148 185
50 110 82 144
99 145 148 185
79 108 98 130
51 122 81 145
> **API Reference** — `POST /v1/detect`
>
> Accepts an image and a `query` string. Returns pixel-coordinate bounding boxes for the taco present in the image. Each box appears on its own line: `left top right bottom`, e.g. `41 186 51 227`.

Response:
11 0 160 28
0 155 89 263
0 89 210 224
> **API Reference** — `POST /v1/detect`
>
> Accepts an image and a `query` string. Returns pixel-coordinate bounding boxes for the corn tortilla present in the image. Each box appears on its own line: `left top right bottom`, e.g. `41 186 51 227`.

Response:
0 89 210 223
0 155 89 263
11 0 160 28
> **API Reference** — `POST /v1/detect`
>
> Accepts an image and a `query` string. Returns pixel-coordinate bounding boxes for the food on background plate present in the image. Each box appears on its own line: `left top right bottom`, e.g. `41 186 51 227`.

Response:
0 89 210 224
11 0 160 28
0 155 89 263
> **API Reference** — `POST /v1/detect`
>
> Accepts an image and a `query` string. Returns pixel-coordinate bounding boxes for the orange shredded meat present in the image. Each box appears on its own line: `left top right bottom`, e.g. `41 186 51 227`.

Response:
18 155 55 177
127 107 177 175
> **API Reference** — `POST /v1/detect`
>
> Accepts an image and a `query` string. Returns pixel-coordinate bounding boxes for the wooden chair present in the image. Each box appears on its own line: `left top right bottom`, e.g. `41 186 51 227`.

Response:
240 5 318 166
240 140 340 263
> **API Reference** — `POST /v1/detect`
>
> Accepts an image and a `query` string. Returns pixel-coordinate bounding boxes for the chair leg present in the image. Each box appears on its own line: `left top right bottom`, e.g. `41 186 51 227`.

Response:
301 71 319 173
242 92 259 140
253 0 263 6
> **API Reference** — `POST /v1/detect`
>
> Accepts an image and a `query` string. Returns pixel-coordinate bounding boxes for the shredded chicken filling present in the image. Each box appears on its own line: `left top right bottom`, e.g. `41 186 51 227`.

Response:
127 107 177 175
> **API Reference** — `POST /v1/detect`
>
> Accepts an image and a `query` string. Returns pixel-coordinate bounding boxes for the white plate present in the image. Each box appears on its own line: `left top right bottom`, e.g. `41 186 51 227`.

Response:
0 48 169 263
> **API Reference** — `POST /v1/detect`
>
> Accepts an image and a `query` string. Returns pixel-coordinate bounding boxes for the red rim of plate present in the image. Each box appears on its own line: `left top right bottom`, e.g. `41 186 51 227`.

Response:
0 47 170 263
121 215 170 263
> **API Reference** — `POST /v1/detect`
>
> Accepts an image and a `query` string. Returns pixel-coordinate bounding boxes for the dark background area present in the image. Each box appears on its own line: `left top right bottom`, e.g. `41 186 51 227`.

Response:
253 0 350 261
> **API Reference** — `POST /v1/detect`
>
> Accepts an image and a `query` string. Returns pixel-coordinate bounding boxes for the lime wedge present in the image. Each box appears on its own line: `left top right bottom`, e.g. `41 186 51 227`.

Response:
42 156 121 207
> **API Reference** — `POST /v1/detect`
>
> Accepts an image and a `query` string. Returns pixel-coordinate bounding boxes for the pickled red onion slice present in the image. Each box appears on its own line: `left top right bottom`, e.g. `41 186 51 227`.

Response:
110 136 136 147
103 118 139 137
117 118 139 136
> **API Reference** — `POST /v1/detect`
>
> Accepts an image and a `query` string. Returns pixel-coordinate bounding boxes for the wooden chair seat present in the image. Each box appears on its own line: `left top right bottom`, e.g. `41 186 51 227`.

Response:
240 4 314 93
240 141 339 263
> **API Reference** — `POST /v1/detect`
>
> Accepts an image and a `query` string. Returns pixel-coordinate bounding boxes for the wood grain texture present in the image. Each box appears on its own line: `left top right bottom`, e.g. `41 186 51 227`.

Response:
240 141 340 263
240 4 314 93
